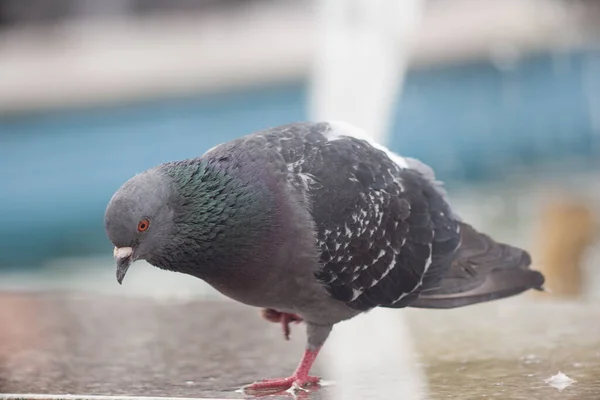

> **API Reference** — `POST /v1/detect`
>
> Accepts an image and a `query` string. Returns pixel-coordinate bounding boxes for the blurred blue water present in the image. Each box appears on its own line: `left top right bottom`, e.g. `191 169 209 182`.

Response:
1 50 599 267
390 51 600 180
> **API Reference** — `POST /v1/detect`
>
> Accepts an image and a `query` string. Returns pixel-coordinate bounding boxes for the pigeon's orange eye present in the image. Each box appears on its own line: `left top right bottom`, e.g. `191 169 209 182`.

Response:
137 218 150 232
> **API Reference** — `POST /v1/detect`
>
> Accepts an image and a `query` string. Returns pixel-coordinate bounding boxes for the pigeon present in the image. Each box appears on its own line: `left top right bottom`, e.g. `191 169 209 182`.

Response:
104 121 545 393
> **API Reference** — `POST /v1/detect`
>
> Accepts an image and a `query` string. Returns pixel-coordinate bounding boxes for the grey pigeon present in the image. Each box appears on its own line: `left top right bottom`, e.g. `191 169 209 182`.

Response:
104 121 545 393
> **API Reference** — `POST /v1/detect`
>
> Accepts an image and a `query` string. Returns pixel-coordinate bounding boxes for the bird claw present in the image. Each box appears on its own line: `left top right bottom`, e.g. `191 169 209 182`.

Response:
243 347 322 396
286 381 310 396
243 375 320 395
260 308 303 340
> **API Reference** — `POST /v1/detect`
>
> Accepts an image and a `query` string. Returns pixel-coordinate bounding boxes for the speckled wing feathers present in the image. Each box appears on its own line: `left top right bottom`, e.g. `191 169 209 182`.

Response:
239 122 461 312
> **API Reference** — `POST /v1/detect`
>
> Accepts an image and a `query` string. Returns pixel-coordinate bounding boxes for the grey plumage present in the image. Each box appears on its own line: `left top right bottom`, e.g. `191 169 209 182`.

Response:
411 222 542 308
104 121 545 388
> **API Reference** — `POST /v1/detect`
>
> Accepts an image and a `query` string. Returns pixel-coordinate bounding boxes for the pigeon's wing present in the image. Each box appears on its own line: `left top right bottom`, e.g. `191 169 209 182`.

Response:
310 146 461 311
257 122 462 312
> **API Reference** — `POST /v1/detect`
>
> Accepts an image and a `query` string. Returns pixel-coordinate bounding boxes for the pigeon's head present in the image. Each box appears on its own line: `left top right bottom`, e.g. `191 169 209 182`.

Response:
104 168 176 284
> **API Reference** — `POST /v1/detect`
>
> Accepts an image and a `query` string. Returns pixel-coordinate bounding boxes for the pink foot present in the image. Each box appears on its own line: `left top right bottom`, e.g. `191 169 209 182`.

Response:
260 308 303 340
244 375 320 392
242 347 322 394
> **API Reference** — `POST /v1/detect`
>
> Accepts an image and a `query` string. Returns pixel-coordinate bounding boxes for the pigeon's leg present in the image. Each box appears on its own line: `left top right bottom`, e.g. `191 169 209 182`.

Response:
244 347 321 392
243 323 332 393
260 308 303 340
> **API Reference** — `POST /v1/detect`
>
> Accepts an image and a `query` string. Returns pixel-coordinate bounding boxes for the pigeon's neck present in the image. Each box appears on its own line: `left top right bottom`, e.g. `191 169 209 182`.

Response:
148 160 284 283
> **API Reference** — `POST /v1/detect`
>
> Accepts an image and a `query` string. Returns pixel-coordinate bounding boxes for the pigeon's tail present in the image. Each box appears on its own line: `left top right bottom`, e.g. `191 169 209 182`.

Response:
410 222 545 309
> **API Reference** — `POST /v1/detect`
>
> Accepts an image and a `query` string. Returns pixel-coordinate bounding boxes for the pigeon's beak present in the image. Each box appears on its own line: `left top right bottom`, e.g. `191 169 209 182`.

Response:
114 247 134 285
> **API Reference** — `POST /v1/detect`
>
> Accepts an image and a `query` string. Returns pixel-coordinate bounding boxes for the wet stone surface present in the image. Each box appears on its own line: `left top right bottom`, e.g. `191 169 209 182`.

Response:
0 292 599 399
0 292 308 399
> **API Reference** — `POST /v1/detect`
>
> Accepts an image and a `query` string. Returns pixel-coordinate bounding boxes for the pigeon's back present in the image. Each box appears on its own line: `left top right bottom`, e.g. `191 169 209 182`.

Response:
203 121 544 312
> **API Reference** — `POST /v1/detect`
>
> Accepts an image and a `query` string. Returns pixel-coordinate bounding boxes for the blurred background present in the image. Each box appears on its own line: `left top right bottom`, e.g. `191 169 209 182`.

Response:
1 0 599 299
1 1 600 399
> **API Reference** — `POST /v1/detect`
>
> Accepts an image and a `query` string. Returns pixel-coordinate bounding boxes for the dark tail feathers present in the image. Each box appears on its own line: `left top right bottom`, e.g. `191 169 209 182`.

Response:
410 222 545 309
